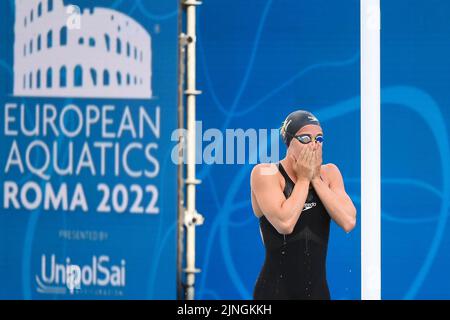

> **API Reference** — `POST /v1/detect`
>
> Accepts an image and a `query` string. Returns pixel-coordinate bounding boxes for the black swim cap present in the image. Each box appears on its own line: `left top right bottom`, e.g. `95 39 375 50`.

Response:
280 110 321 146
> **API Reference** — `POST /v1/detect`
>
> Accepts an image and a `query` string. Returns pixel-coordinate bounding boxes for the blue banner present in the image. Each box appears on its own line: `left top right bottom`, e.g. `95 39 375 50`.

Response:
0 0 178 299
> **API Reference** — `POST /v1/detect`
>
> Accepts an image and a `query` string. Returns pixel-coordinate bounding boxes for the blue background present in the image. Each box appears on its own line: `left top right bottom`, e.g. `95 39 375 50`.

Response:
0 0 179 299
381 0 450 299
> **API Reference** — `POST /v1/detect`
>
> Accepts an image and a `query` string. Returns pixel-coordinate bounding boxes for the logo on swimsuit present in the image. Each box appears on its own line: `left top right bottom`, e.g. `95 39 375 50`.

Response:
302 202 316 212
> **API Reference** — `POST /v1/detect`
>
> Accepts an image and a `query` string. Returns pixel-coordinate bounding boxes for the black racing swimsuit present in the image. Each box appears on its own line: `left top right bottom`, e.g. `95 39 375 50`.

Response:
253 162 331 300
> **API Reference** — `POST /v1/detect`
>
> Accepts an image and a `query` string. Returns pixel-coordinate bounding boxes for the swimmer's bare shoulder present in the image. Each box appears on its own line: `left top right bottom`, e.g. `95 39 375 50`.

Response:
318 162 335 187
250 163 283 218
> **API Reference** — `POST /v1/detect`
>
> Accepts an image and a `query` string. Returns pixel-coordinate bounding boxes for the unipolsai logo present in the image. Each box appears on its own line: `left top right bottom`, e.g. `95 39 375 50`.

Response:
36 254 126 296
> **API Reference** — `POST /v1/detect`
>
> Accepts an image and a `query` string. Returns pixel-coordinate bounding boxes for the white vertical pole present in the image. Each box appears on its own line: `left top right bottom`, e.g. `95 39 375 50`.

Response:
361 0 381 300
183 0 203 300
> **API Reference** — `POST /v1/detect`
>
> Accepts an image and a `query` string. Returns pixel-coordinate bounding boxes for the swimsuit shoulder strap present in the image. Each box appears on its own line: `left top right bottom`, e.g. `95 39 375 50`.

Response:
278 162 313 191
278 162 294 185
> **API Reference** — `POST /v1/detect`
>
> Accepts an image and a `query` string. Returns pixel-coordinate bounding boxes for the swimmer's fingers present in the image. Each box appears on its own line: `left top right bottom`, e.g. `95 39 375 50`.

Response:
287 141 298 162
311 145 318 167
303 143 313 165
297 141 308 163
312 146 319 167
289 139 303 162
317 144 323 163
309 144 316 166
288 150 297 163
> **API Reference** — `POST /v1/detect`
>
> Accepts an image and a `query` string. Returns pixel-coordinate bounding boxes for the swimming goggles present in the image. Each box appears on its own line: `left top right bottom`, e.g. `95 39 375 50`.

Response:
294 133 324 144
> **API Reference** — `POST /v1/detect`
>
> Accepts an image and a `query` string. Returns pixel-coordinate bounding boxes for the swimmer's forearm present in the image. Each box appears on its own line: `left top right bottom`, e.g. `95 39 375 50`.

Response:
311 177 356 232
277 178 310 229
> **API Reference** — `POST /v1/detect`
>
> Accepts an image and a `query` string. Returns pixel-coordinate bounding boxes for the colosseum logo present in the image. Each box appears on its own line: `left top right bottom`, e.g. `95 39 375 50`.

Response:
13 0 152 99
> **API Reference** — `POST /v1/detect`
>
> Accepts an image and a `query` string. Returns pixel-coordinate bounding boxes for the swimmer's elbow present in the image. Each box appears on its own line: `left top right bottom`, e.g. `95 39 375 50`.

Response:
263 212 294 234
274 216 295 235
342 215 356 233
264 202 297 235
